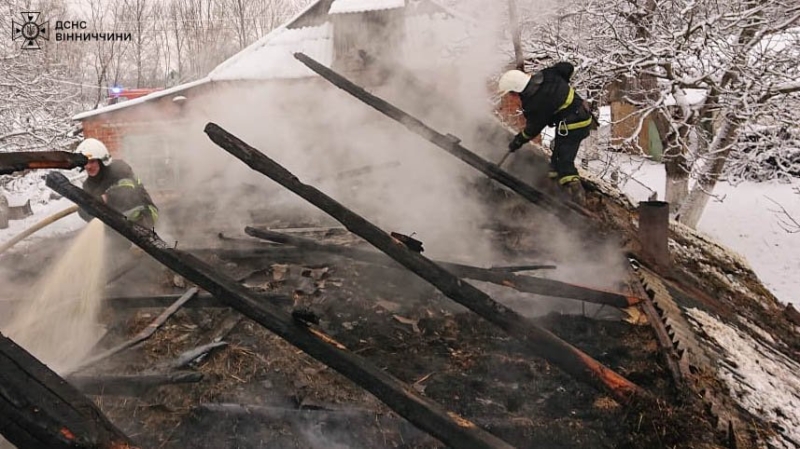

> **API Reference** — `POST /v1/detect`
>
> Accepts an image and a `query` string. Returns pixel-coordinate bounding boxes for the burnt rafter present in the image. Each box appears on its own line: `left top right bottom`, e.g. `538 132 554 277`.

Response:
0 151 88 175
44 171 517 449
293 52 589 222
204 122 649 404
0 332 139 449
244 226 641 308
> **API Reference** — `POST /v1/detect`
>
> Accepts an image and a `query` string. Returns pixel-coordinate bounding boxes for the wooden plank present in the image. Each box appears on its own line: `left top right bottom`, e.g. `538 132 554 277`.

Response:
204 123 648 404
67 372 203 396
45 171 517 449
6 292 290 314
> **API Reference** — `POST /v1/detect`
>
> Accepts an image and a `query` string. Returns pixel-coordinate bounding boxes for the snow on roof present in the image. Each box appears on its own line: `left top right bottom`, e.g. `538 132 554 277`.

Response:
686 308 800 448
72 78 210 121
329 0 405 14
71 0 476 118
208 23 333 81
663 88 707 108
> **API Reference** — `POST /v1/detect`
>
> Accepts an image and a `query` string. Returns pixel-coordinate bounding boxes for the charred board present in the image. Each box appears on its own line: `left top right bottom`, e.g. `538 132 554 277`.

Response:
204 122 648 404
0 332 138 449
0 151 88 175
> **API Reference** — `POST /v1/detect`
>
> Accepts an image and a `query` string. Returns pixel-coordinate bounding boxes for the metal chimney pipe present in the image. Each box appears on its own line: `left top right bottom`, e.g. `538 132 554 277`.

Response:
638 201 670 268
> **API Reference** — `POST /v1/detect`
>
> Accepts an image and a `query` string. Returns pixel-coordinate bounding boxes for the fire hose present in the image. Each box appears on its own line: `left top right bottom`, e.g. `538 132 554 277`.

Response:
0 205 79 256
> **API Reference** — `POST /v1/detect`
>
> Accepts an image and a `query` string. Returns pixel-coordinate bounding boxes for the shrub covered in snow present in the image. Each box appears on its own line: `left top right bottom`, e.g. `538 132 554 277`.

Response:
726 126 800 182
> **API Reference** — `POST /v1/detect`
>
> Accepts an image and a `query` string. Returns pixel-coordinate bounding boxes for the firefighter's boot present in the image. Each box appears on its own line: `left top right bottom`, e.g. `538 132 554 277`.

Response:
560 176 585 205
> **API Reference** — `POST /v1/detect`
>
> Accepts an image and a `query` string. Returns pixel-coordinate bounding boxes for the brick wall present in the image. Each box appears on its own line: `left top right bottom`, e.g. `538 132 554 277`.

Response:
495 94 543 145
78 87 199 158
82 119 123 156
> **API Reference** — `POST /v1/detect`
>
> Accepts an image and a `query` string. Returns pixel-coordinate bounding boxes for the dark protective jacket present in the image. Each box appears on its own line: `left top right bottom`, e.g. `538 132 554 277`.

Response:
519 62 592 140
79 160 157 222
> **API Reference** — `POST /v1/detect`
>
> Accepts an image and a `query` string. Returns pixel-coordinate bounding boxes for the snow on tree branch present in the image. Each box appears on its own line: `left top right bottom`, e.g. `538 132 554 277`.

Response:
510 0 800 227
765 196 800 234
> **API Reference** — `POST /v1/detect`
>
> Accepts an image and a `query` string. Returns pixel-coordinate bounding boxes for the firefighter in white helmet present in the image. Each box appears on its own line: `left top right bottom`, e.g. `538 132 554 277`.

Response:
498 62 594 192
75 138 158 229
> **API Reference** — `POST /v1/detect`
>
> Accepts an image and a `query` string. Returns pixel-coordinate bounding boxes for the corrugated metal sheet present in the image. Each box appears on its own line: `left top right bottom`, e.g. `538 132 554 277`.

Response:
209 23 334 81
329 0 405 14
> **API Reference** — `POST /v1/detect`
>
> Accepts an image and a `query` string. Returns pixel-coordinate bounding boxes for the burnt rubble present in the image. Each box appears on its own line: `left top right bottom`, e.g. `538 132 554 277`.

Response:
3 63 797 449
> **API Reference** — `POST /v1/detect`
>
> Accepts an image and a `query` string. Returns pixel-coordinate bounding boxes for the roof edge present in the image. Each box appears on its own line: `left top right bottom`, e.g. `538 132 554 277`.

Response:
72 78 212 121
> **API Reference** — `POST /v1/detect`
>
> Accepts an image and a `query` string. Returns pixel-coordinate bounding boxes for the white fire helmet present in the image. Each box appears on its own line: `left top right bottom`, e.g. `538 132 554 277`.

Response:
497 70 531 95
76 138 112 166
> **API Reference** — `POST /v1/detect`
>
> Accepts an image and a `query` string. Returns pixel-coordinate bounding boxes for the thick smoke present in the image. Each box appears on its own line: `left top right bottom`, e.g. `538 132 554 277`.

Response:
118 0 627 307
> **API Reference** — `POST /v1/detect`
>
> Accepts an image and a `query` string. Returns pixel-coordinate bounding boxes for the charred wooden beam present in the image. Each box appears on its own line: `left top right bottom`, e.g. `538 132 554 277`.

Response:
108 292 292 310
104 292 228 310
245 227 640 308
189 245 344 267
0 332 139 449
293 52 588 222
45 172 517 449
67 372 203 396
204 123 648 404
489 264 557 272
5 291 290 314
0 151 88 175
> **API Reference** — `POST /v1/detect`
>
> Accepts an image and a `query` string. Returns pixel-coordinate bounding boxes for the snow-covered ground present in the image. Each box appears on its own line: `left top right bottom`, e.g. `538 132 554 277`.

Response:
590 154 800 306
0 171 85 249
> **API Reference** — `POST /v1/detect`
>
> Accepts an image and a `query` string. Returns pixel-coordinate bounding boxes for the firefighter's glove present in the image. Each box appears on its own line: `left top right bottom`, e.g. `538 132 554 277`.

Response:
508 133 529 153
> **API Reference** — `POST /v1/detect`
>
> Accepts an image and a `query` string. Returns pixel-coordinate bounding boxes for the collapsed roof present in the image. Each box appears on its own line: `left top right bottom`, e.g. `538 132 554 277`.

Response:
4 59 800 448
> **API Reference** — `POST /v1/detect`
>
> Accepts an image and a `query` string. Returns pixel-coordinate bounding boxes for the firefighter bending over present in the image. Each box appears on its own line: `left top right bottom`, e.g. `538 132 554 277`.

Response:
75 138 158 230
498 62 594 193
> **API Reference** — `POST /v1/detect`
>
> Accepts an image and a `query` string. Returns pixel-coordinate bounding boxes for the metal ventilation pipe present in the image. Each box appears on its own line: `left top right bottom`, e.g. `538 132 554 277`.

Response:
638 201 670 268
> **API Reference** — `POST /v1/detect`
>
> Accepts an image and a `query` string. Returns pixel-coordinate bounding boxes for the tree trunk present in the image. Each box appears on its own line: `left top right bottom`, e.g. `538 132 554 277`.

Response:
507 0 524 70
664 155 689 212
653 106 692 213
677 115 739 228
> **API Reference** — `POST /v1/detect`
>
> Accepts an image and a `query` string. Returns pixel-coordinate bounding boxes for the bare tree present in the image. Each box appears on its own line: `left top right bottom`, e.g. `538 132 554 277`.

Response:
119 0 153 88
520 0 800 227
85 0 128 106
0 2 84 153
765 196 800 234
